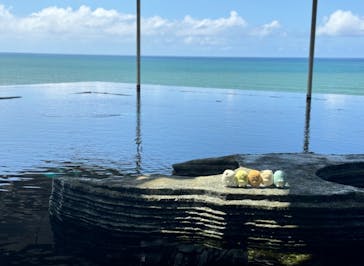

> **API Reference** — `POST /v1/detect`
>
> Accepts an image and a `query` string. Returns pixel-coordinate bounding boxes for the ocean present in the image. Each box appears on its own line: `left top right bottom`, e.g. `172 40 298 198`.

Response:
1 53 364 95
1 53 364 265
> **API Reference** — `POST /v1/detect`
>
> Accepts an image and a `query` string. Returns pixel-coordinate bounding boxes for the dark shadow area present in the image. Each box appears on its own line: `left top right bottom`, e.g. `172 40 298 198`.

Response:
50 217 247 266
0 174 56 266
0 244 98 266
316 162 364 188
172 155 239 176
281 203 364 266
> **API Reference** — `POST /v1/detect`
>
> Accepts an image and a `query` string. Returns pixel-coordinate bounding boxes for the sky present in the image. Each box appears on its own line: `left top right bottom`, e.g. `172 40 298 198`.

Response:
0 1 364 57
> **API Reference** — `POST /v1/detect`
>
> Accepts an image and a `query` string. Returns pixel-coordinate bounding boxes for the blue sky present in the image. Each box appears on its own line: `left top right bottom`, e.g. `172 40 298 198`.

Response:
0 0 364 57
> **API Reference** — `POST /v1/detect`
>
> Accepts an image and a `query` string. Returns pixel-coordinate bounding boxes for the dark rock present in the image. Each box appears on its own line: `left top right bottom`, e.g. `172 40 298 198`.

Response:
172 155 239 176
49 153 364 265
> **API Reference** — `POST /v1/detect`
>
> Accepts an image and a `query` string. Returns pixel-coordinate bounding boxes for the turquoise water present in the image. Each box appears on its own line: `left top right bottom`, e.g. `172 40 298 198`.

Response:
1 53 364 95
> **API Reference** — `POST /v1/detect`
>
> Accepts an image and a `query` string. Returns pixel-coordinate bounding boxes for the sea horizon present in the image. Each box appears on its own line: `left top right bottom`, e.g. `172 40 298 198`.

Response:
2 51 364 60
1 52 364 96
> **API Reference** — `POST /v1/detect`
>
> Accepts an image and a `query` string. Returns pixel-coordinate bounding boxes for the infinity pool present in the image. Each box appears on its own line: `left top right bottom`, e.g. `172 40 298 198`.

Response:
1 82 363 177
1 82 364 265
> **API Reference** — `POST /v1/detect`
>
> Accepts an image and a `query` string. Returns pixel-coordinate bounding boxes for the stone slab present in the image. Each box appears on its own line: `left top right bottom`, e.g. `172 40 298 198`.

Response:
49 153 364 258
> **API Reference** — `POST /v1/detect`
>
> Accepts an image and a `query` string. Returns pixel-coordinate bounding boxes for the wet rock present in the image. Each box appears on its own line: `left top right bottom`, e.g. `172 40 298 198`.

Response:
49 153 364 262
172 155 239 176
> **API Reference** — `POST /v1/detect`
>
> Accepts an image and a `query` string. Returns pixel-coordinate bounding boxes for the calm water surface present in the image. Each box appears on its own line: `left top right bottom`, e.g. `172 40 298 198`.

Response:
2 82 364 176
1 82 364 265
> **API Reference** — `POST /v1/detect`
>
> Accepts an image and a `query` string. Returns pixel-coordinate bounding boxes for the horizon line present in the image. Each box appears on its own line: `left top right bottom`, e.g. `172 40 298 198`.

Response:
0 51 363 60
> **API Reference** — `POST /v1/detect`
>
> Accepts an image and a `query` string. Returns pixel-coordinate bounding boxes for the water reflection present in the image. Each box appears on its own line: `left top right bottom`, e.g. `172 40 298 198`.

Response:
303 97 312 152
135 90 142 174
3 83 364 176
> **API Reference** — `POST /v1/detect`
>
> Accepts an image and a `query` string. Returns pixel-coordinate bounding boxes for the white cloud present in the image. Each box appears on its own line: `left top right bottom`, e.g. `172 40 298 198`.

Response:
141 16 173 36
0 4 14 32
0 4 12 19
0 5 249 39
0 4 284 53
318 10 364 36
0 5 136 38
252 20 281 37
179 11 246 36
176 11 247 45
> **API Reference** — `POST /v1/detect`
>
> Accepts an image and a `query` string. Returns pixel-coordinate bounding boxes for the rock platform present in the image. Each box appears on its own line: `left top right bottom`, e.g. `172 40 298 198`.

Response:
49 153 364 264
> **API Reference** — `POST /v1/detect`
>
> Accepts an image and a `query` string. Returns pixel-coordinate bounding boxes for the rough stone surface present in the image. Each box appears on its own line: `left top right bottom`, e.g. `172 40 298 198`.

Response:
49 153 364 263
172 155 239 176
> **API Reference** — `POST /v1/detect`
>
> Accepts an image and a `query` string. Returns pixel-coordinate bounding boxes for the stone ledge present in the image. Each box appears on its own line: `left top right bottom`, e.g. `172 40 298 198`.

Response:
49 153 364 262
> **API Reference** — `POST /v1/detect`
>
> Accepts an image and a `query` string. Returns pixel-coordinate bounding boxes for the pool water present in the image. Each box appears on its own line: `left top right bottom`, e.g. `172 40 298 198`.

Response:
2 82 363 176
1 82 364 265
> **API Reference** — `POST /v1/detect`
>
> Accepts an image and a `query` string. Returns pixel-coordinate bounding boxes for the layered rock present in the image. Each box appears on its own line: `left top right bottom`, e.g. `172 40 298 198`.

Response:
49 153 364 264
